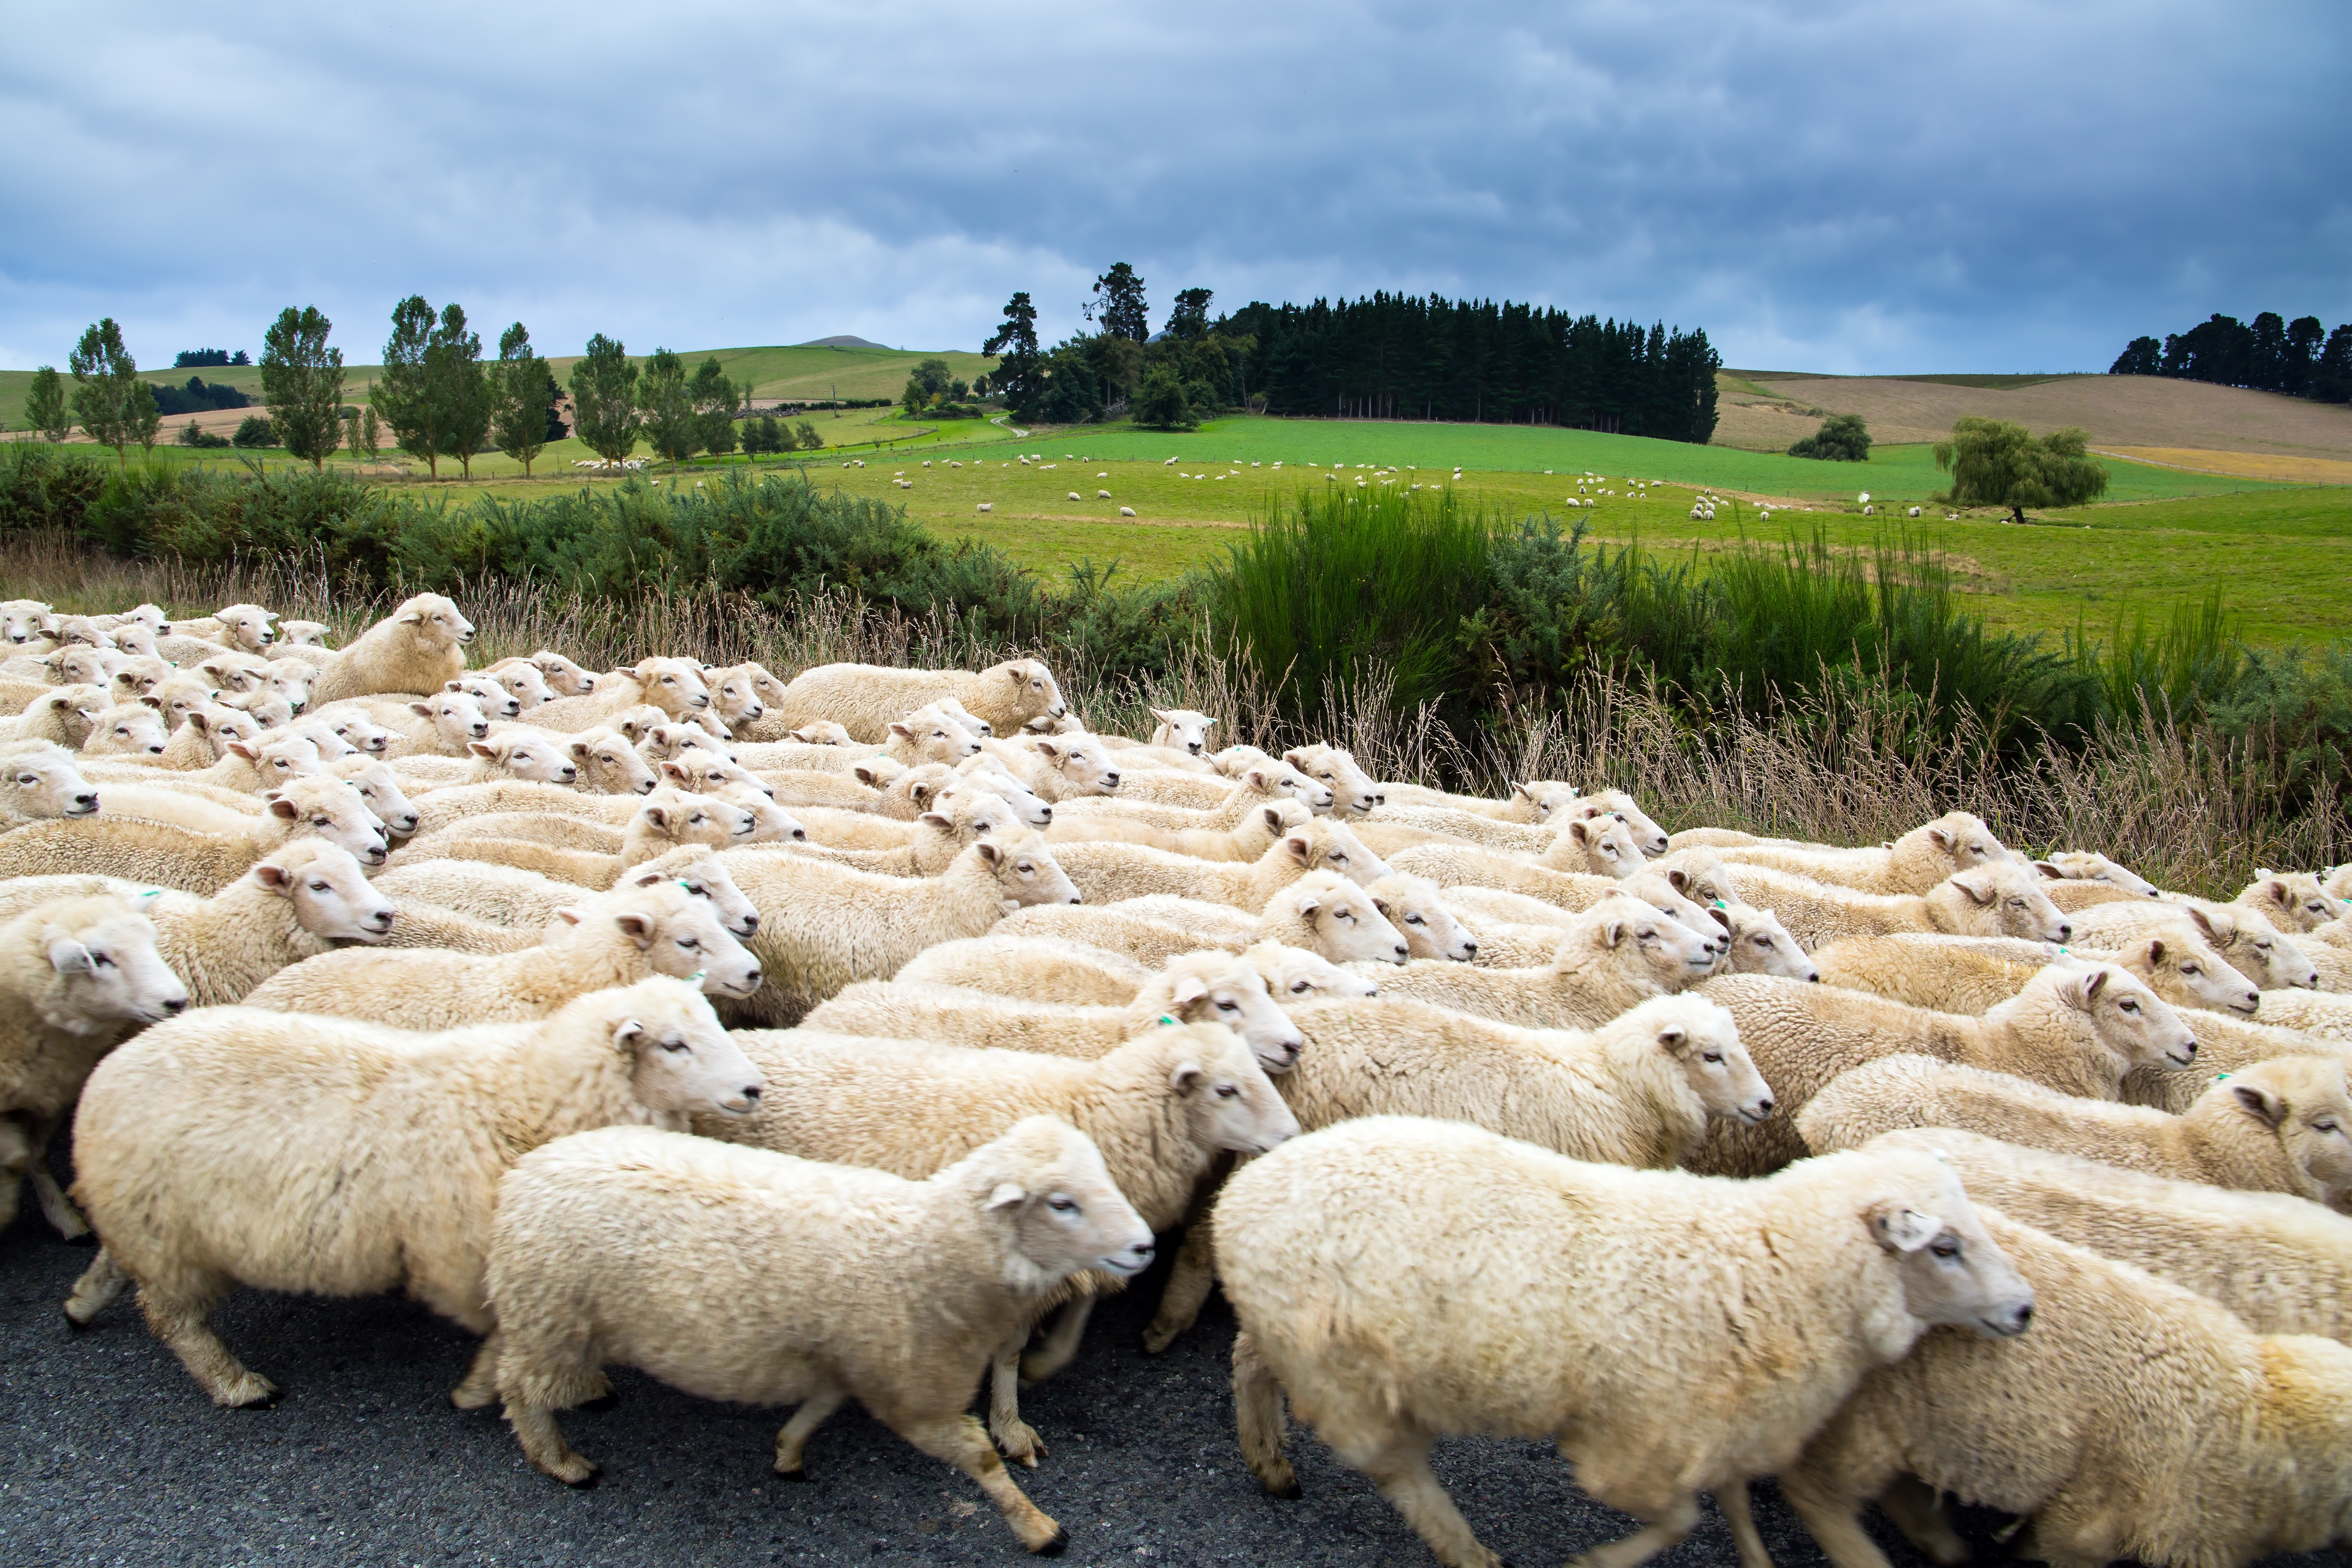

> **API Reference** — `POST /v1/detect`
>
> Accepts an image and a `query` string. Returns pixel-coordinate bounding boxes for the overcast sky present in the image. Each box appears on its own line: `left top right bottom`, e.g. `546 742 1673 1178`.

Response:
3 1 2343 375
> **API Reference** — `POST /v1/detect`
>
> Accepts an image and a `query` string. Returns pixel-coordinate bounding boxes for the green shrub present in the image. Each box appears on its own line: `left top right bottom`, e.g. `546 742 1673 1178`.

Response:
1788 412 1871 461
231 415 276 449
0 444 110 536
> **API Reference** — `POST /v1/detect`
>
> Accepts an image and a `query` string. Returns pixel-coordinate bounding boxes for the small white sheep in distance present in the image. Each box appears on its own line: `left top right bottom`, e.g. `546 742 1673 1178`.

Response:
500 651 595 698
1797 1052 2352 1207
1719 859 2071 950
1044 815 1389 910
0 774 389 893
1216 1117 2032 1568
1856 1125 2352 1344
303 593 475 706
64 976 762 1410
700 1023 1294 1466
0 893 188 1236
776 657 1067 744
802 948 1307 1072
1693 964 2196 1176
2066 897 2319 989
0 738 97 824
1138 994 1778 1357
1371 893 1719 1028
484 1118 1149 1551
0 839 392 1004
2032 848 2162 897
519 656 717 732
1778 1209 2352 1568
896 934 1157 1005
241 877 760 1026
719 835 1080 1025
1813 923 2260 1016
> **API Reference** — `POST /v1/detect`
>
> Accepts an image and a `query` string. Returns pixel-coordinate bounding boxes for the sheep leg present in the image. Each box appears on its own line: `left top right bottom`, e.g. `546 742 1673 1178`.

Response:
22 1115 89 1241
138 1281 278 1408
1230 1330 1298 1499
505 1400 598 1486
988 1338 1048 1466
1717 1479 1776 1568
1873 1475 1967 1565
0 1114 28 1232
63 1247 129 1327
1777 1468 1898 1568
891 1411 1067 1555
1018 1297 1094 1384
1570 1492 1700 1568
1143 1222 1219 1353
772 1387 846 1477
1349 1426 1500 1568
448 1328 503 1410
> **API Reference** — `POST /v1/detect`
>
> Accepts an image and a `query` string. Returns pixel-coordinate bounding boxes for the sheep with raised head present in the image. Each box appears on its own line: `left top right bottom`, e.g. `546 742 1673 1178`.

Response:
1370 894 1719 1028
1693 964 2196 1175
240 877 760 1026
482 1117 1148 1552
63 977 762 1410
303 593 475 706
1796 1052 2352 1207
1778 1211 2352 1568
1217 1118 2032 1568
0 893 187 1236
776 657 1067 743
2032 849 2162 898
1044 816 1388 909
1720 860 2071 950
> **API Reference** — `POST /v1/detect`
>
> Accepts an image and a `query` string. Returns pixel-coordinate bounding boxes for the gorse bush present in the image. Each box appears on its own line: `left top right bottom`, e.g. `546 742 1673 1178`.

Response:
3 444 2348 844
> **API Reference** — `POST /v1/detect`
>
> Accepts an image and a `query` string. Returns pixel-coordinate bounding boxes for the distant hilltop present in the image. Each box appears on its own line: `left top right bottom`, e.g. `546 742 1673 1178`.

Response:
798 335 895 350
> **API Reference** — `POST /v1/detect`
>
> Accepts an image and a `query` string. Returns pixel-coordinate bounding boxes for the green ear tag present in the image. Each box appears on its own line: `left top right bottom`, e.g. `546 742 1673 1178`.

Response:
2213 1071 2232 1082
677 880 693 891
1158 1015 1177 1027
689 971 706 982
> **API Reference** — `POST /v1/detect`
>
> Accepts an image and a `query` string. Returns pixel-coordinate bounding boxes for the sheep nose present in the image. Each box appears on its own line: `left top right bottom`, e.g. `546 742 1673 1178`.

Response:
637 780 655 793
691 695 710 707
746 704 763 719
161 997 187 1014
1187 742 1202 753
74 794 98 809
1037 805 1052 823
369 911 393 929
741 1085 762 1102
1066 894 1082 904
742 966 762 987
1105 772 1121 786
1462 941 1478 954
147 744 164 753
1807 970 1822 982
1393 944 1409 958
1754 1096 1775 1116
2056 922 2074 941
470 724 488 737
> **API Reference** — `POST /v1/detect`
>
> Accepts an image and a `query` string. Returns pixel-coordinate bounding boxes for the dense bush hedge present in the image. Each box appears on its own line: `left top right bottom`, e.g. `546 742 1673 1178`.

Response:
4 441 2345 809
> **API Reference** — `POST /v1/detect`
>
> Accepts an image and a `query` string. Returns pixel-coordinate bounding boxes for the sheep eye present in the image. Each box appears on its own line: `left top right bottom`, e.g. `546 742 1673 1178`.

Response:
1703 1051 1723 1063
91 952 114 968
1290 980 1311 994
2319 1120 2341 1134
308 881 329 892
1753 935 1771 947
1047 1195 1078 1214
678 937 699 950
313 817 331 829
661 1037 690 1054
1929 1237 1961 1260
1215 1084 1241 1100
1406 914 1424 925
2120 1000 2138 1012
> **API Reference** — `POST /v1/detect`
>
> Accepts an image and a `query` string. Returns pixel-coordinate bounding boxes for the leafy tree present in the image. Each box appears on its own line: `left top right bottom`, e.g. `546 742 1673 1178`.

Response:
2109 336 2162 376
982 293 1042 419
489 323 553 477
174 349 233 368
639 348 699 469
569 333 641 466
1087 263 1149 342
260 305 346 471
2318 325 2352 405
741 415 786 456
1165 287 1213 342
1788 412 1871 461
232 414 277 449
1131 363 1196 430
68 318 148 468
690 356 739 459
345 389 382 465
900 356 951 416
25 366 69 443
177 419 229 449
1933 417 2107 523
431 303 490 479
793 419 822 451
376 296 444 476
972 373 991 399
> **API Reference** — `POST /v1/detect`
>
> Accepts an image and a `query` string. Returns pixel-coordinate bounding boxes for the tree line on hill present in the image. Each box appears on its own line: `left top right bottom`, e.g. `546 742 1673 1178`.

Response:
980 265 1720 441
2110 312 2352 403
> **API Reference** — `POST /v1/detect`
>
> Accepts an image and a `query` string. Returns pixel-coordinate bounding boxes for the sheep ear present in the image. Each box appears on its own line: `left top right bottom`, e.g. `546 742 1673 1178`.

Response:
660 761 691 783
1569 820 1592 845
1170 973 1210 1005
408 701 434 719
1283 833 1314 866
985 1181 1028 1212
2232 1082 2285 1128
2145 938 2167 965
852 764 882 786
1598 916 1629 949
443 679 464 693
225 740 260 760
1927 826 1957 853
1665 868 1692 893
251 862 295 891
888 721 915 739
2265 879 2292 904
2068 968 2109 1009
467 741 498 759
614 912 658 949
1707 905 1733 932
139 695 161 709
568 740 590 760
1370 895 1393 917
553 907 585 926
1169 1062 1207 1095
2033 860 2062 878
1035 739 1062 759
1655 1026 1688 1051
1150 707 1172 724
1510 781 1533 800
397 610 424 625
1244 767 1272 789
973 839 1004 866
2189 906 2221 940
1869 1203 1942 1254
267 797 301 820
187 711 211 734
47 938 94 976
1262 805 1284 831
1951 873 1995 905
1282 748 1310 769
642 804 670 829
919 811 954 832
909 782 936 806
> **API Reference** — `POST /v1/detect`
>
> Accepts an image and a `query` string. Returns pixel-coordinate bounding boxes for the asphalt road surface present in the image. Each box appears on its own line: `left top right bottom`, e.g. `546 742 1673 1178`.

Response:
6 1160 2350 1568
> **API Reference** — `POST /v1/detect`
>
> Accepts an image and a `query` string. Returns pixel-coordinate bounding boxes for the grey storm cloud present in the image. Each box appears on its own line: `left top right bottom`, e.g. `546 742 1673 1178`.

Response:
2 0 2343 372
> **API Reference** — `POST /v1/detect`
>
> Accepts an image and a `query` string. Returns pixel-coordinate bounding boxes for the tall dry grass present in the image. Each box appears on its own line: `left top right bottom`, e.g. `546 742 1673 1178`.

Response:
4 531 2338 898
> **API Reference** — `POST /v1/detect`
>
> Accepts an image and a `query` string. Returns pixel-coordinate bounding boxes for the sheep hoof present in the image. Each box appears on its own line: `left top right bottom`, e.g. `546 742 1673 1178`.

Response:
1031 1526 1071 1557
563 1469 600 1490
1139 1324 1179 1355
63 1229 97 1247
61 1304 96 1331
774 1466 808 1483
228 1381 283 1410
579 1392 620 1413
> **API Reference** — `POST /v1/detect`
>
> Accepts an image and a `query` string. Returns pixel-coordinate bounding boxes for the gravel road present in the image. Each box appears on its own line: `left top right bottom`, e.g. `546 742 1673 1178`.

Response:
5 1167 2349 1568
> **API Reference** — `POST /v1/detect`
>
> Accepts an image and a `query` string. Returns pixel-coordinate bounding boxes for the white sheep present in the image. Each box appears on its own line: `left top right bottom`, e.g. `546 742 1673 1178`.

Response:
517 657 716 732
1216 1118 2031 1568
0 738 97 824
895 934 1158 1005
0 775 389 893
700 1022 1294 1463
64 977 762 1409
2032 849 2163 898
483 1117 1149 1552
1370 893 1718 1027
303 593 476 705
1044 816 1388 909
776 658 1067 743
1780 1210 2352 1568
0 893 188 1236
1796 1051 2352 1207
2067 898 2319 989
1719 860 2071 949
240 877 761 1025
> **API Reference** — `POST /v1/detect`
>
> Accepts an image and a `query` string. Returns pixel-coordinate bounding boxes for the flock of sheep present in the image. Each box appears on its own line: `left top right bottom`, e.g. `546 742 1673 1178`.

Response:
7 587 2352 1568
